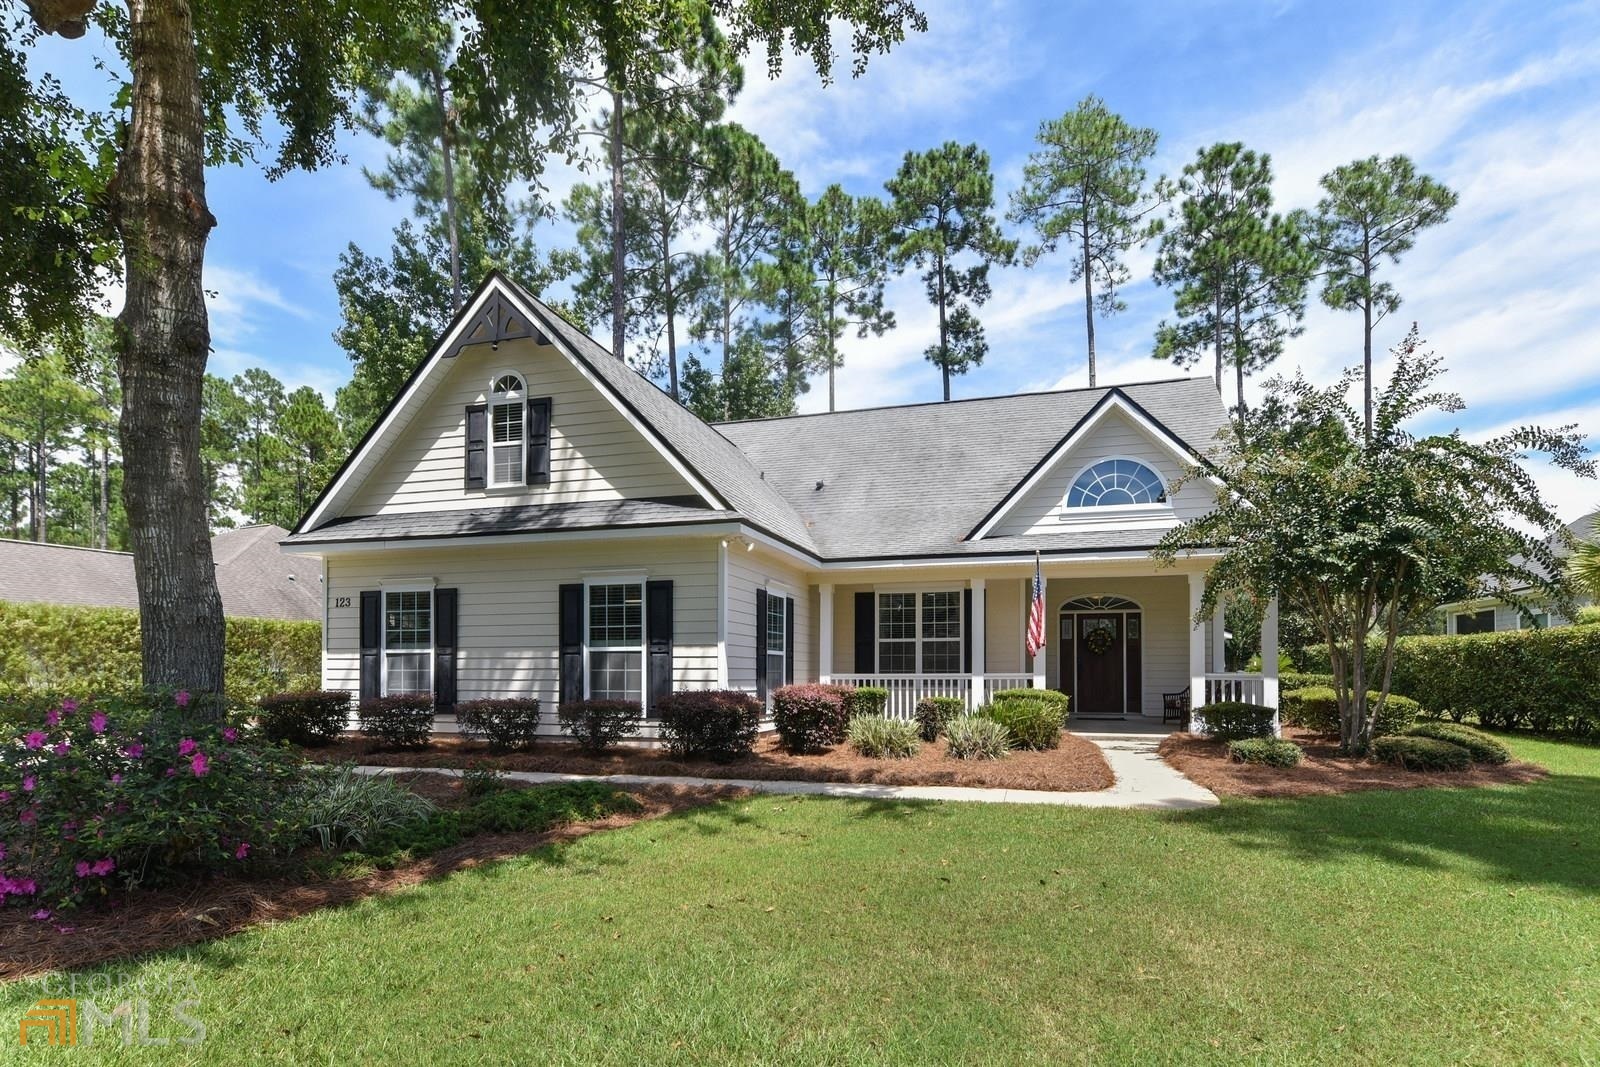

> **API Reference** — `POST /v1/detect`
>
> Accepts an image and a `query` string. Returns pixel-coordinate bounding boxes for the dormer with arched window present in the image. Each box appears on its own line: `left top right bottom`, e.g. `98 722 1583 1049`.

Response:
1064 458 1168 510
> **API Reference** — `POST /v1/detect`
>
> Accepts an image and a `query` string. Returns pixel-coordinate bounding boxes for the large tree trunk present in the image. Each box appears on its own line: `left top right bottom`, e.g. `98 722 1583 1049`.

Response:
1361 240 1373 439
609 88 626 360
31 431 46 542
115 0 225 705
429 66 462 312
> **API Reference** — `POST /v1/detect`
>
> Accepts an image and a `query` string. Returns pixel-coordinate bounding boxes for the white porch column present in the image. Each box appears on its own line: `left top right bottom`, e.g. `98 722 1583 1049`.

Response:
1188 572 1208 729
969 578 986 709
818 583 834 684
1028 577 1046 691
1212 601 1227 672
1262 596 1281 735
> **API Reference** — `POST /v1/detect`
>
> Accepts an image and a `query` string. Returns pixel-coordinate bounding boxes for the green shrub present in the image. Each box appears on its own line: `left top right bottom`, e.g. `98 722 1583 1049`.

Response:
654 689 762 761
0 601 320 706
556 699 641 752
291 764 436 852
257 690 350 747
944 716 1011 760
455 698 542 752
1404 722 1511 765
1373 735 1471 771
1196 701 1275 741
772 684 851 752
847 686 889 718
358 693 435 750
914 696 965 742
982 697 1062 750
989 688 1069 721
460 762 510 799
846 715 920 759
1280 687 1417 737
1576 605 1600 626
1280 671 1335 691
1227 737 1304 767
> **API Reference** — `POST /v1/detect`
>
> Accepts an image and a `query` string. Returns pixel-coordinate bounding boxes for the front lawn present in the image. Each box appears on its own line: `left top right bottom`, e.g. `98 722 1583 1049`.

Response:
6 734 1598 1064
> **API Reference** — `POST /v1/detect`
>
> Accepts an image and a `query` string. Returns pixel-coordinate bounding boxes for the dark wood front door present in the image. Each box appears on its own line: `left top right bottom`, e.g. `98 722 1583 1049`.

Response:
1061 611 1143 717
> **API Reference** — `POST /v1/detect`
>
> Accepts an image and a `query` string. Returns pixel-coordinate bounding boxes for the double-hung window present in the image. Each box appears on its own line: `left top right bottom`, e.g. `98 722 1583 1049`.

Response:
489 374 525 487
877 590 962 674
383 589 433 695
587 582 644 704
766 594 789 686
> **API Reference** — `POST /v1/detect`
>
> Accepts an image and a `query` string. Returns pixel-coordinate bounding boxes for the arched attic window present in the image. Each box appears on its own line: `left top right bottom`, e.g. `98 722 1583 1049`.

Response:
1065 459 1167 508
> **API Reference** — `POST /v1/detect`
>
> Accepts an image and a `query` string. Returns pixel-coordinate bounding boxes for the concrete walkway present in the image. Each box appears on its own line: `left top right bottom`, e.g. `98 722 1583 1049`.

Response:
357 727 1218 810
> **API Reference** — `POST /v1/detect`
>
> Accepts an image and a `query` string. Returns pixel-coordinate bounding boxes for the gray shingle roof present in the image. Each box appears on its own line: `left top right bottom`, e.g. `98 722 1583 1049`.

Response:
286 498 737 545
0 526 321 621
714 379 1231 559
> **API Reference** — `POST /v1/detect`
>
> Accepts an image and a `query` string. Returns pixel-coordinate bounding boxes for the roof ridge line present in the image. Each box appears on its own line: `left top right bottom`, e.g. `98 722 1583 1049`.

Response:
0 538 133 557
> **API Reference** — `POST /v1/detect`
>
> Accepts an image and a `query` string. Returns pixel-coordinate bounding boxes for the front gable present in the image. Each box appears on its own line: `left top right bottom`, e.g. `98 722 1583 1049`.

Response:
973 391 1215 540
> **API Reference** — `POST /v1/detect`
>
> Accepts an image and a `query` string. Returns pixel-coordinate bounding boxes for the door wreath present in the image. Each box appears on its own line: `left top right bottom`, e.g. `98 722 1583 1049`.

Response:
1084 625 1116 655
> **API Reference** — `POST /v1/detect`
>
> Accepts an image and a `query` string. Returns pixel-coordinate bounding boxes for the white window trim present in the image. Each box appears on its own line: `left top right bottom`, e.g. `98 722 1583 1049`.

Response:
487 371 527 489
765 592 790 693
582 577 648 714
1059 455 1172 517
380 585 434 698
875 589 964 675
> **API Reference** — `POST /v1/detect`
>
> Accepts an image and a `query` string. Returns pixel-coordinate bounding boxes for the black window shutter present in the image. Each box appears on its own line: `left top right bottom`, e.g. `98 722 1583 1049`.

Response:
526 397 552 485
359 590 381 702
963 588 973 674
434 588 458 710
646 579 673 707
464 404 487 489
854 591 875 674
784 597 796 685
559 583 584 706
755 587 769 699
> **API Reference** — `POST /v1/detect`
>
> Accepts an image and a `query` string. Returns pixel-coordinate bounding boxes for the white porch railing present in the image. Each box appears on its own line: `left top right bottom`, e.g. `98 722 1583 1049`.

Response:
1204 672 1269 706
828 674 1037 717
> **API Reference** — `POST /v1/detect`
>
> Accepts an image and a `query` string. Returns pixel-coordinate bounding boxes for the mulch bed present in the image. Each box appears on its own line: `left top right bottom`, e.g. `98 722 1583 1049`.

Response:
1159 728 1547 799
0 775 734 982
307 731 1117 793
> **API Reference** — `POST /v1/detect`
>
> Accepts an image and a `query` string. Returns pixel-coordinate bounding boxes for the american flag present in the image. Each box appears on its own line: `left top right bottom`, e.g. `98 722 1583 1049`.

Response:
1026 552 1046 659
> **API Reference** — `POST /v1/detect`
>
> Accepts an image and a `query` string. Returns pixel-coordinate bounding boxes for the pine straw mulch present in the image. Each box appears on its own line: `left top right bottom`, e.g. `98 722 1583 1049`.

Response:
0 775 737 982
1159 728 1547 799
307 730 1116 793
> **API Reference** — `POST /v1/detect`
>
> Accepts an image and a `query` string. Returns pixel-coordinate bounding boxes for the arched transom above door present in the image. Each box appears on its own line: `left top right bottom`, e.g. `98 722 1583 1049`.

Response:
1061 595 1140 612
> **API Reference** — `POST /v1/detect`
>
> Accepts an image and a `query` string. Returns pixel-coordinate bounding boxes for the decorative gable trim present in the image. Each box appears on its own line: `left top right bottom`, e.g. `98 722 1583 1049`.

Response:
966 388 1212 541
294 272 724 535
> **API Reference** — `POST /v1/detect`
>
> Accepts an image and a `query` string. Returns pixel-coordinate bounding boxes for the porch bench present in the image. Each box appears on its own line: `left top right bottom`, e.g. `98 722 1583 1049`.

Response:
1162 686 1190 727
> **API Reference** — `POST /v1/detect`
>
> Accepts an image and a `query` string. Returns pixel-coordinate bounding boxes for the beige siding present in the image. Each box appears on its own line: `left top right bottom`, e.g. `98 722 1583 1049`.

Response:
324 537 719 736
344 338 695 516
725 548 813 694
984 578 1025 674
990 408 1214 538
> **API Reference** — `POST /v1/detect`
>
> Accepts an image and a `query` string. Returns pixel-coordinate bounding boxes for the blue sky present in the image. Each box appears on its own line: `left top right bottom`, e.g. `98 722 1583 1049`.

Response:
32 0 1600 518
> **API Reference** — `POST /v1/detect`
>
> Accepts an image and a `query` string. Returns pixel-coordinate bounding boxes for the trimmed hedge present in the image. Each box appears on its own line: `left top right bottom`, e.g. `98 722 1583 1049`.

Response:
358 693 435 750
1404 721 1511 765
0 600 320 706
1195 701 1275 741
846 715 920 759
847 686 889 718
982 697 1062 750
1228 737 1303 767
258 690 350 746
654 689 762 761
456 698 541 752
990 688 1070 721
1281 671 1336 691
1280 686 1420 738
1373 735 1471 772
772 684 852 753
914 696 965 742
1299 626 1600 736
557 699 641 752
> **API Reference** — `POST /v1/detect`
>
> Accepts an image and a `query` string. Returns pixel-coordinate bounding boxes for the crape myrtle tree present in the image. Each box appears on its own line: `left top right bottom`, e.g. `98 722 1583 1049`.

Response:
4 0 927 707
1155 328 1594 753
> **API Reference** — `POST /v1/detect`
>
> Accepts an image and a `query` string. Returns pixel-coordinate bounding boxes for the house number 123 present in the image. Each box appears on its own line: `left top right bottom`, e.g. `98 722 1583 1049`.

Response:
333 596 352 608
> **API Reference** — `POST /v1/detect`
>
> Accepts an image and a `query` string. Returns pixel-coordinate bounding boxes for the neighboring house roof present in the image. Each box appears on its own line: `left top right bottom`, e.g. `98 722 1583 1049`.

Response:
715 378 1230 559
0 525 322 621
1443 508 1600 606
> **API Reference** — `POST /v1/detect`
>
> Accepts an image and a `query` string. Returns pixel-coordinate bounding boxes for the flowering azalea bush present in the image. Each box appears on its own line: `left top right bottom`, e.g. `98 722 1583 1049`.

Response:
0 691 303 911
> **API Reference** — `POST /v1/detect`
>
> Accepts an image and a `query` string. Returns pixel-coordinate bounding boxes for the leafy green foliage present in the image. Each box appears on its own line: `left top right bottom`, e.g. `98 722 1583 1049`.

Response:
460 763 510 799
989 688 1069 718
257 690 351 747
772 683 851 752
0 602 319 706
1195 701 1276 742
1280 687 1416 738
1281 671 1336 691
801 185 895 409
1571 539 1600 601
654 689 762 761
557 699 643 752
847 686 890 718
846 714 920 759
291 763 436 852
943 716 1011 760
982 698 1062 750
914 696 965 742
455 698 542 752
1405 722 1510 765
358 694 435 750
1372 735 1471 772
1227 737 1303 767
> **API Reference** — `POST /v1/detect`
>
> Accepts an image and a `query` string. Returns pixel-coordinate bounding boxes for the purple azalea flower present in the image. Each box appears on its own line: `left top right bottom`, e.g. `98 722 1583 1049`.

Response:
74 861 91 877
177 738 198 757
165 767 176 778
61 699 77 714
190 752 210 777
45 710 60 728
175 690 191 708
235 842 251 860
124 742 144 759
89 712 108 735
19 808 36 825
110 773 122 785
22 775 35 793
31 908 50 921
222 727 239 743
0 790 9 802
52 743 68 757
23 731 46 751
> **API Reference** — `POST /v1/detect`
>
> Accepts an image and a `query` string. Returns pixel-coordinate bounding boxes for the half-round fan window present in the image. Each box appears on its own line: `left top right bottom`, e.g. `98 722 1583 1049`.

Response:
1066 459 1167 508
492 373 524 396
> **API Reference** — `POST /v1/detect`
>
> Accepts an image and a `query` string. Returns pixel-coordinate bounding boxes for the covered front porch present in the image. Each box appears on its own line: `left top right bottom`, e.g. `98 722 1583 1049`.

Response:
811 562 1279 723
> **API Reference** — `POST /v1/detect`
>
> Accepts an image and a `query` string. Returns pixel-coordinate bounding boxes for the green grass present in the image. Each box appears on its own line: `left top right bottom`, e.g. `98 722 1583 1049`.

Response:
6 734 1600 1064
